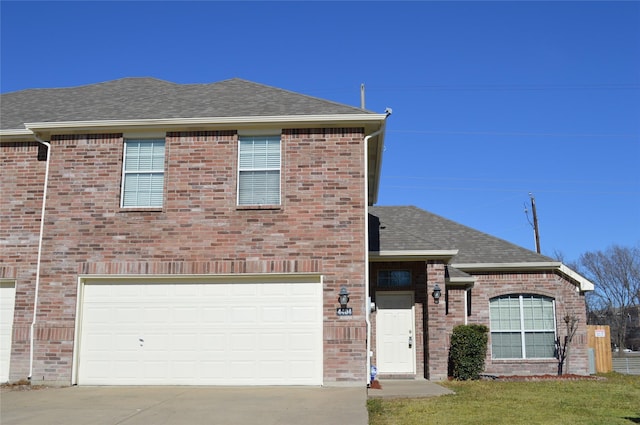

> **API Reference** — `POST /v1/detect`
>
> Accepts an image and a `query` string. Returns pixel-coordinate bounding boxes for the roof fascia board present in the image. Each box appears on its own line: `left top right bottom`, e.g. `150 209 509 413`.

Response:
451 261 563 270
559 263 595 291
0 129 35 141
369 250 458 262
368 120 386 205
23 114 387 133
446 278 475 288
452 261 594 292
447 275 476 284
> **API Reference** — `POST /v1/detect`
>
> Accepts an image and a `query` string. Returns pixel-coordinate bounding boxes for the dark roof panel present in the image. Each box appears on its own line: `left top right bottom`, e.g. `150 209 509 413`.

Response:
1 78 373 130
445 266 473 279
369 205 553 264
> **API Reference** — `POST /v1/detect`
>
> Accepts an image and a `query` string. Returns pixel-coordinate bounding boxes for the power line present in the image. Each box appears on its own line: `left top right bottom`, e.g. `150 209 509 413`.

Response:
388 129 638 139
306 83 640 96
383 175 640 187
381 185 640 196
369 83 640 92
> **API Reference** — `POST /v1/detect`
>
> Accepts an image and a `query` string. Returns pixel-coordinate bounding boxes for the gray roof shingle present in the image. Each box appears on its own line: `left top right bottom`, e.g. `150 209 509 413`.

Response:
369 205 553 264
445 266 473 279
1 78 373 130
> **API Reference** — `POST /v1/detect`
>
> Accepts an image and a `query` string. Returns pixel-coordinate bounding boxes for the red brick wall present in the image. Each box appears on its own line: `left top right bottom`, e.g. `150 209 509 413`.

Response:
1 128 368 385
369 261 428 379
426 262 448 380
367 260 589 381
0 142 47 380
466 272 589 376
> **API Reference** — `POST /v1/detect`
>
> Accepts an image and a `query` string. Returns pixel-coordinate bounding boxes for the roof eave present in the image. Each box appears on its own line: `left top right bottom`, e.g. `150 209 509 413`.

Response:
452 261 563 270
369 250 459 262
21 113 387 135
558 263 595 292
367 120 387 205
451 261 595 293
0 129 36 141
446 276 476 287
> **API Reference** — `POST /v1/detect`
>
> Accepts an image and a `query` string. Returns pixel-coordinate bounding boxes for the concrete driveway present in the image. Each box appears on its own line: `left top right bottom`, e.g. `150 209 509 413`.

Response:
0 385 368 425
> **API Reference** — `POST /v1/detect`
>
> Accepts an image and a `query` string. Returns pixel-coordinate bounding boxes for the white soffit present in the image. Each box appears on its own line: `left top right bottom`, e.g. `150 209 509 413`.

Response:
369 250 459 262
23 114 387 133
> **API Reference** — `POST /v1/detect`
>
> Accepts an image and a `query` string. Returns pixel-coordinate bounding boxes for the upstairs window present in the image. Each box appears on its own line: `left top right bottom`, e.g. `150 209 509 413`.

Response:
238 135 281 205
490 294 556 359
121 139 165 208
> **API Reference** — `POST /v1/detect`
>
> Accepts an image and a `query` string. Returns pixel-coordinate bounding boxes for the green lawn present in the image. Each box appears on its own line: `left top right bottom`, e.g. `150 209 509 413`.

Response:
368 373 640 425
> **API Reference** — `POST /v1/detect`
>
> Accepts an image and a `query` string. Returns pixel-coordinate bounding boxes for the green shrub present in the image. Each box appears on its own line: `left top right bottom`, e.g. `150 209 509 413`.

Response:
448 324 489 380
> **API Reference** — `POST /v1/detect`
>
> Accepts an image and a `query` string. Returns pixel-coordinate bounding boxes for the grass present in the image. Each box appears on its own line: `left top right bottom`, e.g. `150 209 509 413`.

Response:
368 373 640 425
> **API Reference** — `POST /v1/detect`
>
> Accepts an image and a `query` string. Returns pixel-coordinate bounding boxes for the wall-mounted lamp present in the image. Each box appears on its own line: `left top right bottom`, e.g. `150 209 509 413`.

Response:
432 284 442 304
338 286 350 308
336 286 353 316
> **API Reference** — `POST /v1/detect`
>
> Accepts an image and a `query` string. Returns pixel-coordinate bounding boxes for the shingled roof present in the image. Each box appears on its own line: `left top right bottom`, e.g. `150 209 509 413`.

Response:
1 77 374 131
369 205 553 264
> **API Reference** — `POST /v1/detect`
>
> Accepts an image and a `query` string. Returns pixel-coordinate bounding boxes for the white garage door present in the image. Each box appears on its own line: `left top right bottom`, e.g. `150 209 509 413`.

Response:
77 277 323 386
1 281 16 383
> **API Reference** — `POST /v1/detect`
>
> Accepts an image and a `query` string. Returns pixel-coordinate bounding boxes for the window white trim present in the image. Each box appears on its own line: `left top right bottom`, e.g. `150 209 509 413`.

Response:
120 138 166 208
237 135 281 206
490 294 557 359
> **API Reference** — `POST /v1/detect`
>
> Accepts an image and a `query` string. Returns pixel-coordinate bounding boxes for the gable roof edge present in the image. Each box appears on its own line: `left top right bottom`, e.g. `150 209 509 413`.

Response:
558 263 595 292
21 113 387 134
0 129 35 141
452 261 595 293
369 249 459 262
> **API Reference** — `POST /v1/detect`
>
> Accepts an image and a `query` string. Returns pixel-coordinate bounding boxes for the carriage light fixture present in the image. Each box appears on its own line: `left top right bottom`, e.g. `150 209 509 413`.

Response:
432 284 442 304
338 286 350 308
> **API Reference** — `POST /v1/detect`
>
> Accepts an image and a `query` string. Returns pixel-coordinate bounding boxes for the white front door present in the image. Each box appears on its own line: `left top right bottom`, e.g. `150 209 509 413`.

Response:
375 293 415 374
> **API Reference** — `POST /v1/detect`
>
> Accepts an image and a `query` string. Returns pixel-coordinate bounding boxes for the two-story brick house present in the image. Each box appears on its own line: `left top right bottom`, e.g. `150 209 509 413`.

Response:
0 78 593 386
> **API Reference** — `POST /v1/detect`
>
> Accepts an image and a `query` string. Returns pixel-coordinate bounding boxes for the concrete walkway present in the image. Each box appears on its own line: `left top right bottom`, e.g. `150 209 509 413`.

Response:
0 380 451 425
0 385 367 425
367 379 454 399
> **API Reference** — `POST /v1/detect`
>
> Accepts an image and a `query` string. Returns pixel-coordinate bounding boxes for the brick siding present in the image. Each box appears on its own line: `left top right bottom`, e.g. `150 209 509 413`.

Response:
1 128 369 385
369 262 589 381
470 272 589 376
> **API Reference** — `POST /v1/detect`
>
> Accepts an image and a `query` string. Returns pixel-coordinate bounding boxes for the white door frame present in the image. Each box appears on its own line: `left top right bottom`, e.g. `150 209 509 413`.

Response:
375 291 416 375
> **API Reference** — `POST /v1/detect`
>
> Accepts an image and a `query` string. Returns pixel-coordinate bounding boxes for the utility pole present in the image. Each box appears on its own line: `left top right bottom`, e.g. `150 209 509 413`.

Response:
529 193 541 253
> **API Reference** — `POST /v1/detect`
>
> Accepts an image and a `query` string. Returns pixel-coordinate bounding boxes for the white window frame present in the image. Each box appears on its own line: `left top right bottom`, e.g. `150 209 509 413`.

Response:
237 135 281 206
489 294 557 359
120 138 166 208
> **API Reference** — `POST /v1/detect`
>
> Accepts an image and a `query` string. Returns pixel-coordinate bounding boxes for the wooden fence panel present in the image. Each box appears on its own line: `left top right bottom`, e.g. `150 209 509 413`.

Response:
587 325 612 373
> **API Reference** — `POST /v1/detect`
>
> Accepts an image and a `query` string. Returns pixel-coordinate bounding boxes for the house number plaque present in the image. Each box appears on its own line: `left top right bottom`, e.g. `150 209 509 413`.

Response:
336 307 353 316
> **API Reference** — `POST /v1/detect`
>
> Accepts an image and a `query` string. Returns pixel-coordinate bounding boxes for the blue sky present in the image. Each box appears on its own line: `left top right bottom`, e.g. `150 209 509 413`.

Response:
2 1 638 262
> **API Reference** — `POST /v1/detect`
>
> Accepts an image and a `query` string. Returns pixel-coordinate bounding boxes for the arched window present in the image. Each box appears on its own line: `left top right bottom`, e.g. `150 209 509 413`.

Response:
489 295 556 359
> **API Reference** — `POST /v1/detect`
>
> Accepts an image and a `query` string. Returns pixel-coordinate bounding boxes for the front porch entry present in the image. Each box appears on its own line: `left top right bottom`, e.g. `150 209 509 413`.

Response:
375 292 416 375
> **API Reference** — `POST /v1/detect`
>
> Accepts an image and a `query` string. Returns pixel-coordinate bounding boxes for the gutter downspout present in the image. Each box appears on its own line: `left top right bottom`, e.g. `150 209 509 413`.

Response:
29 133 51 381
363 114 389 386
